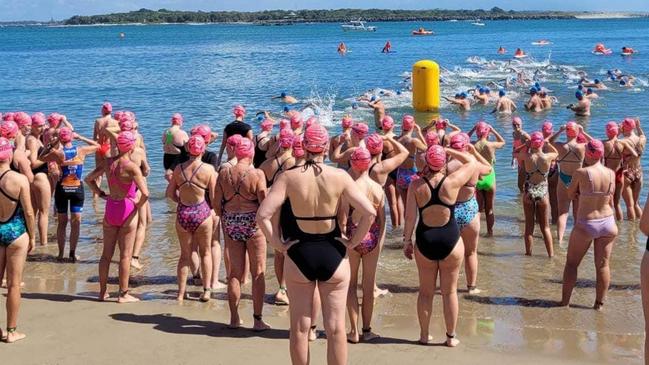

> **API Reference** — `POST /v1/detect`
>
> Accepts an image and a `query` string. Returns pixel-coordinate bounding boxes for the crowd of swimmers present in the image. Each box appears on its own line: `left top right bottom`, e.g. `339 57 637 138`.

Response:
2 104 649 365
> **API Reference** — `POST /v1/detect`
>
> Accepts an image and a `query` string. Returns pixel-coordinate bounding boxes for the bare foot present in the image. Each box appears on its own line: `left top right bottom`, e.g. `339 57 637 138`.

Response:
347 331 359 344
5 330 27 343
467 287 482 295
228 318 243 329
374 286 389 298
594 301 604 311
446 335 460 347
418 334 433 345
176 292 189 302
39 242 48 247
1 279 6 288
130 258 143 270
69 255 80 263
309 326 317 342
362 330 380 342
99 292 110 301
200 289 211 303
275 288 289 305
56 255 65 262
485 231 493 238
212 281 227 290
253 318 271 332
118 293 140 303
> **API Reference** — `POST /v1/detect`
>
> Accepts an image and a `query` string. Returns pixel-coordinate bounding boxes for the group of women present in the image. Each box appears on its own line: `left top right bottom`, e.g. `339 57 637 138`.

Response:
2 104 649 365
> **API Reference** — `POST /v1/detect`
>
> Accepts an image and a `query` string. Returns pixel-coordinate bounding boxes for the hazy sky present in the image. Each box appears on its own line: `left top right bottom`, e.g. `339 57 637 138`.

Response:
1 0 647 21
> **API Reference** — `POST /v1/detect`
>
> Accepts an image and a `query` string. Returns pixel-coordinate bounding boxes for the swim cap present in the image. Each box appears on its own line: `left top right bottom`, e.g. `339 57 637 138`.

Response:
119 118 133 131
31 112 46 127
479 88 485 95
454 93 461 99
260 119 274 132
257 115 264 122
305 116 317 128
365 133 383 156
235 137 254 160
578 84 584 91
114 111 125 122
290 114 303 130
460 92 468 99
351 102 359 110
352 122 369 138
226 134 242 148
586 139 604 160
279 119 290 130
475 84 482 89
279 128 295 149
58 127 73 143
605 121 619 138
0 121 19 139
425 145 446 171
102 102 112 115
2 112 14 122
186 135 206 156
303 124 329 154
292 135 305 159
283 106 290 113
541 121 553 137
0 138 12 161
594 79 600 84
565 121 579 138
47 113 62 128
281 92 287 98
450 133 470 151
123 111 135 122
171 113 183 126
117 131 137 153
575 91 584 100
425 131 439 146
499 89 506 97
530 131 545 149
190 124 212 143
436 119 448 130
341 115 353 129
512 116 523 127
381 116 394 131
621 118 636 132
370 96 376 102
586 88 593 94
620 80 627 86
402 115 415 131
475 121 490 138
484 87 490 93
530 87 537 95
534 82 541 89
576 133 587 144
350 147 372 172
14 112 31 128
233 105 246 118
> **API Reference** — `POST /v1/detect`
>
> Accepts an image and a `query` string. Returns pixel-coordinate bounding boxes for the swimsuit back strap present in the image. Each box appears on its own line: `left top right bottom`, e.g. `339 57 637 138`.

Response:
0 170 18 202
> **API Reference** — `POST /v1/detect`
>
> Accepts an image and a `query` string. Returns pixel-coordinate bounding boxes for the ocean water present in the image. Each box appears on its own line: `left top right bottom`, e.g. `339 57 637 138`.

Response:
1 18 649 363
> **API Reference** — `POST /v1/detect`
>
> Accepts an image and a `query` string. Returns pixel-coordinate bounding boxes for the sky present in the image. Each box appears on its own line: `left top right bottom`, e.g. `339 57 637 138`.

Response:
1 0 647 22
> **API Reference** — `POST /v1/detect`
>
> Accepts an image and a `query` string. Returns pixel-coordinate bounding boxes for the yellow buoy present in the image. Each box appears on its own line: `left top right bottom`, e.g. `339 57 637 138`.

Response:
412 60 440 112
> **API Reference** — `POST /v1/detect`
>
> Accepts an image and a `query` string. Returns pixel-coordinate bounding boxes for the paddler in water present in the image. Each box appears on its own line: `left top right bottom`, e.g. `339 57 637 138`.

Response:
337 42 347 55
381 40 392 53
497 46 506 54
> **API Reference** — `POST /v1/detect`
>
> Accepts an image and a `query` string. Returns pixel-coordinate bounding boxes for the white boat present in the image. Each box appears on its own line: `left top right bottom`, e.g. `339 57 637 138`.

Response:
472 22 486 26
341 19 377 32
448 19 458 22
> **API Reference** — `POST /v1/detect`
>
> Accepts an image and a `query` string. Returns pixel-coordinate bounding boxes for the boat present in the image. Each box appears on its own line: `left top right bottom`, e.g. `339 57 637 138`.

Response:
341 19 377 32
412 28 434 36
448 19 458 22
532 40 552 46
471 20 485 26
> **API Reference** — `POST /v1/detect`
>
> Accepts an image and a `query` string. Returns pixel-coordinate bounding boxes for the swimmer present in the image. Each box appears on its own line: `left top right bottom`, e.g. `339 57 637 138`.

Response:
541 122 559 224
497 46 506 54
581 78 608 90
40 128 98 262
342 147 386 343
272 92 299 105
0 137 35 343
511 117 530 193
337 42 347 55
491 89 517 114
585 88 599 100
568 91 591 117
468 122 506 236
516 132 558 257
603 121 636 221
403 145 476 347
25 113 51 247
365 97 385 130
561 139 617 309
162 113 189 182
620 118 645 220
539 90 555 109
525 88 543 112
382 40 392 53
331 122 369 167
396 116 427 225
253 115 274 168
257 124 376 365
93 102 118 196
85 131 149 303
443 93 471 112
217 105 253 164
473 88 491 105
0 120 33 183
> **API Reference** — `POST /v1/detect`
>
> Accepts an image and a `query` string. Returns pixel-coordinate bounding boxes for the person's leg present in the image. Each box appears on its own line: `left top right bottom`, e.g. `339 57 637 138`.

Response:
69 212 81 262
116 214 139 303
396 186 406 228
613 178 624 221
274 250 289 305
189 239 201 285
99 222 119 301
309 287 321 341
5 235 29 343
346 250 361 343
536 197 554 257
439 241 464 347
385 178 399 227
593 234 616 309
485 188 496 237
414 246 438 344
318 258 351 365
360 247 381 341
548 172 559 224
175 222 193 301
33 174 51 246
210 217 224 289
247 232 270 330
560 225 591 306
56 213 68 260
622 181 636 220
633 178 644 219
640 252 649 365
556 183 572 246
523 194 536 256
131 199 148 270
194 218 214 301
517 166 525 193
462 216 480 291
284 256 316 365
225 236 245 328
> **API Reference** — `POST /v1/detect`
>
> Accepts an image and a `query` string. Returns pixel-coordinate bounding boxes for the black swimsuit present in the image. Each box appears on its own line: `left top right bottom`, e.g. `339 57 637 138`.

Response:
266 157 287 188
253 135 268 168
31 146 48 175
415 176 460 261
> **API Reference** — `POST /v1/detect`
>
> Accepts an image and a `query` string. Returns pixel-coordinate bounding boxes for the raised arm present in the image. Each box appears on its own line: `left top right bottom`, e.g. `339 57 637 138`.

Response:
376 137 408 174
489 126 506 148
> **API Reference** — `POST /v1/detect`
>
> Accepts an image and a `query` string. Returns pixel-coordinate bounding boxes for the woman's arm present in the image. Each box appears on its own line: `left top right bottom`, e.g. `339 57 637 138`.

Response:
130 165 149 209
256 173 290 252
640 192 649 235
403 183 418 260
165 169 179 204
489 126 506 148
376 137 408 174
18 175 35 252
256 170 268 203
84 162 107 198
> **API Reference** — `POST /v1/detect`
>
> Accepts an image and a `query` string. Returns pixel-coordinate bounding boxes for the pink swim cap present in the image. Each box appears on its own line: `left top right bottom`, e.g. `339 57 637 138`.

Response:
605 121 619 139
381 116 394 131
1 121 19 139
186 135 206 156
292 135 305 158
0 137 12 161
114 111 125 121
226 134 242 148
47 113 62 128
235 137 254 160
14 112 32 128
565 121 579 138
279 119 290 130
117 131 137 153
541 121 553 137
425 131 440 146
304 124 329 153
290 114 303 130
31 112 46 127
530 131 544 149
260 119 274 132
402 115 415 131
512 116 523 127
123 111 135 121
352 122 369 138
586 139 604 160
341 115 353 129
171 113 183 126
119 119 134 131
191 124 212 143
233 105 246 118
58 127 73 143
576 133 587 144
279 128 295 149
450 133 470 151
2 112 15 122
305 116 317 128
475 121 490 138
102 102 112 115
350 147 372 172
435 119 448 130
621 118 636 132
365 133 384 155
426 145 446 171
